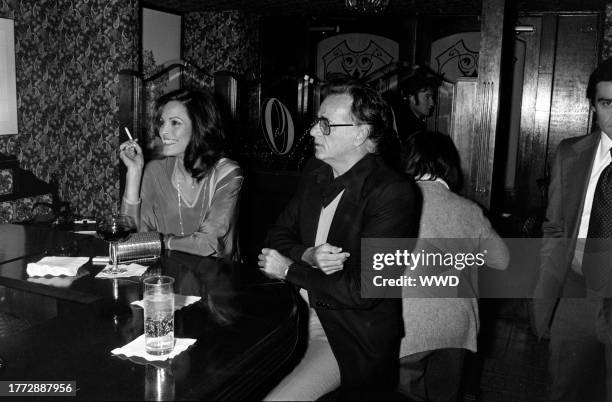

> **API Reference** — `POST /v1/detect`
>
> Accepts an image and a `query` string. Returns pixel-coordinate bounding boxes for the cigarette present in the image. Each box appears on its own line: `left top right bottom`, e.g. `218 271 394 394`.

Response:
124 127 133 141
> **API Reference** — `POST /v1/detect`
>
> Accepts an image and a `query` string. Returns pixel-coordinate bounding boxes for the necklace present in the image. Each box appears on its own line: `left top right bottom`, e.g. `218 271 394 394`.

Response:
176 177 209 237
177 181 185 236
179 175 196 189
175 158 196 190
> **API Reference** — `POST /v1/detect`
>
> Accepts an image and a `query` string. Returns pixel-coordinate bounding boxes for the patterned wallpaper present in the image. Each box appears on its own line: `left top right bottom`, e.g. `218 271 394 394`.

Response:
604 3 612 60
0 194 52 223
183 11 260 80
0 169 13 196
0 0 138 219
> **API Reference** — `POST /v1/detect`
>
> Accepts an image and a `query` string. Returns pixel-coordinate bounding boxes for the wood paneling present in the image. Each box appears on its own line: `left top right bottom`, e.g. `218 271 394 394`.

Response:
547 14 599 153
452 78 478 194
469 0 506 209
515 16 550 213
514 13 599 214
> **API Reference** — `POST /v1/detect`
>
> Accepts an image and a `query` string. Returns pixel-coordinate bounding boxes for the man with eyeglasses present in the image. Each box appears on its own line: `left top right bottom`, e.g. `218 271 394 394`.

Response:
259 80 419 400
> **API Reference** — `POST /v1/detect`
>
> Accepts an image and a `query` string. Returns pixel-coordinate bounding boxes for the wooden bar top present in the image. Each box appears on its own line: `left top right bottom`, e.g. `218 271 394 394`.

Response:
0 224 305 400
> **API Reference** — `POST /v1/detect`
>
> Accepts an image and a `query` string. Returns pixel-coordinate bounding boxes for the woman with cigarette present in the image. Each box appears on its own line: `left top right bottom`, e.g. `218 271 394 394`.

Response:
119 88 242 260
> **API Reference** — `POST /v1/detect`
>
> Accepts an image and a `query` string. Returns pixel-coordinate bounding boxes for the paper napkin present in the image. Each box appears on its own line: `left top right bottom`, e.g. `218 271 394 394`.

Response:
131 295 202 311
26 256 90 277
111 334 196 361
27 269 88 287
95 263 148 279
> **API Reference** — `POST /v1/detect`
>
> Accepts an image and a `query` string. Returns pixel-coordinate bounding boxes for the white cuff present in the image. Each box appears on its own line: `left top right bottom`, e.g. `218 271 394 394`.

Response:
123 196 141 205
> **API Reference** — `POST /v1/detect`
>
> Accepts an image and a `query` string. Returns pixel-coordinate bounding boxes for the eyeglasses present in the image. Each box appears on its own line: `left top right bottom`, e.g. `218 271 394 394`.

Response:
310 117 364 136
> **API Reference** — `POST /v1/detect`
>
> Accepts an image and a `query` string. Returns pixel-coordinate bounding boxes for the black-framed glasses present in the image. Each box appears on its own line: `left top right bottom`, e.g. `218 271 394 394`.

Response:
310 117 364 136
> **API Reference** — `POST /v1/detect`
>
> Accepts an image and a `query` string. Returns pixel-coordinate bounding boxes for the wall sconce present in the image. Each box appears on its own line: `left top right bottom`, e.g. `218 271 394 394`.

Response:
345 0 390 14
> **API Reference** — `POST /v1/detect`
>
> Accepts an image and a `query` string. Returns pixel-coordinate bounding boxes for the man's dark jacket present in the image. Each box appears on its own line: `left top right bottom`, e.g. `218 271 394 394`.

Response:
534 132 598 335
266 154 420 393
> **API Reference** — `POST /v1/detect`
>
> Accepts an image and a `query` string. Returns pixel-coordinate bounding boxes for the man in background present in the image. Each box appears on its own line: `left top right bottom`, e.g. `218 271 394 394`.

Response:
397 66 439 143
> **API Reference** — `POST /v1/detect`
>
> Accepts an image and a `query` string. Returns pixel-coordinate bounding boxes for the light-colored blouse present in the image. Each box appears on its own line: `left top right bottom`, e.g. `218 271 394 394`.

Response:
121 157 243 260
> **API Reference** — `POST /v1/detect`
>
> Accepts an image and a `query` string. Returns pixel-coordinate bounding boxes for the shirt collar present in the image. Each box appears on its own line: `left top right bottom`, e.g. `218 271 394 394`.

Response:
596 131 612 166
415 174 450 190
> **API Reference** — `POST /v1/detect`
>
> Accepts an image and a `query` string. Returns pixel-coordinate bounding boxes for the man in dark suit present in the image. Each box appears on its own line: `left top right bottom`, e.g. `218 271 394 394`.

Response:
535 58 612 401
259 81 420 399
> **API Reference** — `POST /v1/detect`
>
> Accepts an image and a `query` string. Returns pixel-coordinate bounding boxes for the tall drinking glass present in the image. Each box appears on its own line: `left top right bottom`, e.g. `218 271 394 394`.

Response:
96 214 135 275
144 275 175 355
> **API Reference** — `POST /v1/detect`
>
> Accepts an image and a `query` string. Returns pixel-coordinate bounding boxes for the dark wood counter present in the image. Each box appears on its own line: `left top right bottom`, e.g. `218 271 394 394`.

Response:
0 224 305 401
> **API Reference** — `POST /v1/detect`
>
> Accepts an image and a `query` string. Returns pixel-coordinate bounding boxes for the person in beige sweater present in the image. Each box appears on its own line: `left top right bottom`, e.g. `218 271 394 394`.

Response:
399 131 509 402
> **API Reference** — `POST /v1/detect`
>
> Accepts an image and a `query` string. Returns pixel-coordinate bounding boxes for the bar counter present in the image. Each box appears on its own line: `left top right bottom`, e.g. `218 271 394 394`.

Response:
0 224 305 400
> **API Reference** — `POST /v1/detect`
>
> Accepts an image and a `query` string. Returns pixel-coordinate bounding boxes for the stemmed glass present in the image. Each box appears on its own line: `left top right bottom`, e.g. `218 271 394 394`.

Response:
96 214 135 275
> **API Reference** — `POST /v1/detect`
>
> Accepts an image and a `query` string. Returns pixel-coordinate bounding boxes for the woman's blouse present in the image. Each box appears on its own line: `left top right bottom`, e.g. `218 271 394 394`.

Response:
122 157 243 260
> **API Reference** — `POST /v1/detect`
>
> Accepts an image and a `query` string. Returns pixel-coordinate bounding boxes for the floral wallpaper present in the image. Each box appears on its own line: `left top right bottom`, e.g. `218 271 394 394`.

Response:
604 3 612 60
0 0 138 220
0 169 13 196
183 11 260 80
0 194 52 223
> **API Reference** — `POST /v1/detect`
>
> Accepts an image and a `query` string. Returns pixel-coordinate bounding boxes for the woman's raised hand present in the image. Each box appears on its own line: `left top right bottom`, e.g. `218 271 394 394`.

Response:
119 140 144 171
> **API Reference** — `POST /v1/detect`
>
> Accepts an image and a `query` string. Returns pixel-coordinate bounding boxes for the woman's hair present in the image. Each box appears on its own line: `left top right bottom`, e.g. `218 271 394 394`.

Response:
401 130 463 191
155 88 227 180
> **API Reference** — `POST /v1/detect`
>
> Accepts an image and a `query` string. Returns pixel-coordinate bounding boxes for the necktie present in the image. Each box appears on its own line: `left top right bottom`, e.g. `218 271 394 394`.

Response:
583 148 612 296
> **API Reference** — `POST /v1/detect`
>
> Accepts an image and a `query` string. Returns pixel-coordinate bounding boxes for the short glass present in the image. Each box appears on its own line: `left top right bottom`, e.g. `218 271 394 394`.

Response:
143 276 175 355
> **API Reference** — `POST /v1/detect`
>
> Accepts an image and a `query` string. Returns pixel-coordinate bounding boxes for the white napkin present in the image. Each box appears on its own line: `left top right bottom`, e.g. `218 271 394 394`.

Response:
131 295 202 311
27 269 87 287
111 334 196 361
26 256 90 277
95 263 148 279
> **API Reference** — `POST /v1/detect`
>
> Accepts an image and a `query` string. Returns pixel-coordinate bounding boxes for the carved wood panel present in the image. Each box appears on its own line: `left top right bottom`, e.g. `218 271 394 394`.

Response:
468 0 505 209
